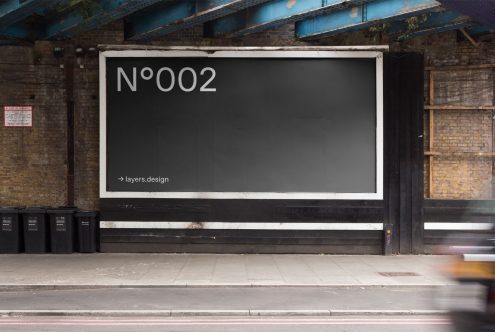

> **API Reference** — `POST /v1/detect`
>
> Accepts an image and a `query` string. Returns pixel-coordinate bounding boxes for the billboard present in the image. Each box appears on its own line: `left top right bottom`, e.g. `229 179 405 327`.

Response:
100 50 383 200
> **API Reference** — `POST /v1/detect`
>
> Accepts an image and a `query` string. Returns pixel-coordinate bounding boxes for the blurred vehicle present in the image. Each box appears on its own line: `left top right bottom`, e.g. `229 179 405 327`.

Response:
442 229 495 331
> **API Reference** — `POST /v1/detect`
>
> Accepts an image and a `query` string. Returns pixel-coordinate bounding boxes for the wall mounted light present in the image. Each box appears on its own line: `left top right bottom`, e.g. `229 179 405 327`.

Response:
75 47 84 57
53 47 64 57
87 47 98 56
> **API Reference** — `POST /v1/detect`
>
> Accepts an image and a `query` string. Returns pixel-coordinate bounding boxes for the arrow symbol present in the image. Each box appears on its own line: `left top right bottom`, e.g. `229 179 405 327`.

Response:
118 177 124 181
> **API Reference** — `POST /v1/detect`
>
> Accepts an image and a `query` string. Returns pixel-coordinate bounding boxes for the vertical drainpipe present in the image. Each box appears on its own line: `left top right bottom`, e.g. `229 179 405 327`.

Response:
65 50 75 207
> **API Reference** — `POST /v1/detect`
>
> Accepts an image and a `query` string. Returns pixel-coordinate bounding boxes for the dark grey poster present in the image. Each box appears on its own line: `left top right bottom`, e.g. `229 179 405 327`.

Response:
104 56 377 195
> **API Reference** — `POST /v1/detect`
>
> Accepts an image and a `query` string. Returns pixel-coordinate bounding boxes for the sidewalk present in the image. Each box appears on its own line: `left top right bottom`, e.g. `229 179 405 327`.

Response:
0 254 453 288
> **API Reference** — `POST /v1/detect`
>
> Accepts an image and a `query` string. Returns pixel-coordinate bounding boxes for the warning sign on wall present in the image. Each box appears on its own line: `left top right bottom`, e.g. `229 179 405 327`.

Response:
3 106 33 127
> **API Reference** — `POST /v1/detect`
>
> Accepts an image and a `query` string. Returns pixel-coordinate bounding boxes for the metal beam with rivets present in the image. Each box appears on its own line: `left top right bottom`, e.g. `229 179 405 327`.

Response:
295 0 440 39
204 0 375 38
43 0 166 40
0 0 61 28
126 0 269 41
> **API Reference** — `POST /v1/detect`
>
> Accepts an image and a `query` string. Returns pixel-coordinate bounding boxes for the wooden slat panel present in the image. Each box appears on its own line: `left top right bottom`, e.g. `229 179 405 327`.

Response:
424 201 495 252
424 200 495 208
101 228 383 239
101 243 383 254
424 199 495 223
424 214 495 223
101 229 382 253
383 53 425 254
101 236 382 246
100 199 384 222
383 53 401 254
424 230 491 245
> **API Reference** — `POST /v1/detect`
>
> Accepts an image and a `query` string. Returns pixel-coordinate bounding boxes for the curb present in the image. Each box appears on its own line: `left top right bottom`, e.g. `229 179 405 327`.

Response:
0 309 448 317
0 284 453 292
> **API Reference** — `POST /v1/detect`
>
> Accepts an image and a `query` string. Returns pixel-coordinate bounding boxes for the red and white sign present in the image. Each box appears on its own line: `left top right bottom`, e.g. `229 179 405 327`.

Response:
3 106 33 127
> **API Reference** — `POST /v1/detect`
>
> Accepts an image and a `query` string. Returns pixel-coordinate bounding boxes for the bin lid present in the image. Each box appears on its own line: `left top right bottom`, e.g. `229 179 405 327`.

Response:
0 207 19 213
21 207 47 213
46 208 77 214
75 211 99 217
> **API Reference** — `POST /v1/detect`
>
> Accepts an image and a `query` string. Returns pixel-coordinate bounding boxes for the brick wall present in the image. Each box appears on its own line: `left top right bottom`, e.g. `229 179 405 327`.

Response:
0 22 494 209
419 35 495 199
0 44 67 207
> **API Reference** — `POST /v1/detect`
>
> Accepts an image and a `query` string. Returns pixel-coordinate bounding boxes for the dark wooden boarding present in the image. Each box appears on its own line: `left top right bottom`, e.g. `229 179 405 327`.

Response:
100 52 426 254
424 199 495 253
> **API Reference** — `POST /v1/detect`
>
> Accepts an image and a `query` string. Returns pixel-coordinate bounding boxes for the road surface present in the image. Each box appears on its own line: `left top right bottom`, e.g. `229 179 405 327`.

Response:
0 286 483 331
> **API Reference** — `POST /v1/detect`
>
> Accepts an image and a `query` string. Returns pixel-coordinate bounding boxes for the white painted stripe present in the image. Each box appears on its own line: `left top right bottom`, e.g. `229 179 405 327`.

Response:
424 222 493 230
100 221 384 231
101 221 494 231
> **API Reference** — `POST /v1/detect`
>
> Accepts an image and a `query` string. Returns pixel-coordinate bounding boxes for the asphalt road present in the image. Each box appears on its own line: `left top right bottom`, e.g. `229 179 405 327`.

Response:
0 286 486 331
0 316 453 332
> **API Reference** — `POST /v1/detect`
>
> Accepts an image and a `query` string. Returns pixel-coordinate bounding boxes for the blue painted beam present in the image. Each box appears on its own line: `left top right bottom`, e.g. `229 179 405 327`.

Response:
126 0 269 41
0 0 61 27
387 11 471 39
437 0 495 29
296 0 441 39
204 0 371 37
465 25 491 35
0 23 32 39
43 0 166 39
